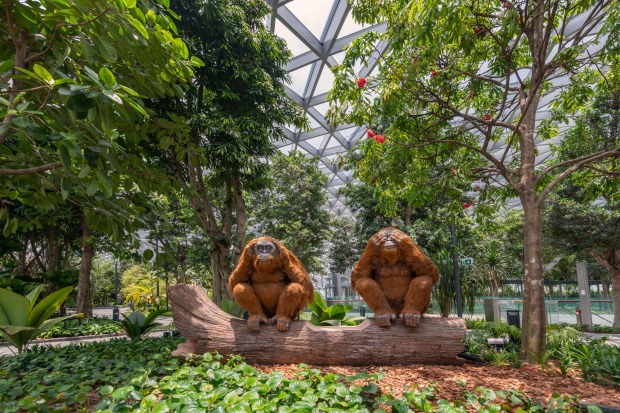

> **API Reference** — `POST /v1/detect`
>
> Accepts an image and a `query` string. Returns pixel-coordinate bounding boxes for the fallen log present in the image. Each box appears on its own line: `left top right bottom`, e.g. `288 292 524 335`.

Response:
168 284 466 366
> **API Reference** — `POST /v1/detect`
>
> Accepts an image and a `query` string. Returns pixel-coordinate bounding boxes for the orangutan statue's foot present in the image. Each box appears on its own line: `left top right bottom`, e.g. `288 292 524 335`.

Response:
374 311 396 328
247 314 268 331
400 311 422 327
269 315 291 332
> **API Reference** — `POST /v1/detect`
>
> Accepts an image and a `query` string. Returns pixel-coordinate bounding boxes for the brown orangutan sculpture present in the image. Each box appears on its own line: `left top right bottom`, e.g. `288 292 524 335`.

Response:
351 227 440 328
228 237 314 332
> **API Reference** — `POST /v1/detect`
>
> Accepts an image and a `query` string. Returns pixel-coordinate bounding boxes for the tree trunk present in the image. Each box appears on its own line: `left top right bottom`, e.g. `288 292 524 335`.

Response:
520 201 546 360
608 251 620 328
589 249 620 327
47 225 60 272
177 244 187 284
232 175 247 266
441 300 451 318
612 269 620 328
77 214 94 318
210 241 231 305
168 284 466 365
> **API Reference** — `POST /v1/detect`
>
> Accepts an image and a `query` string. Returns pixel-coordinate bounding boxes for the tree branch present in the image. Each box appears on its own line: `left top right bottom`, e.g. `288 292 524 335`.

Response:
537 148 620 204
0 162 62 175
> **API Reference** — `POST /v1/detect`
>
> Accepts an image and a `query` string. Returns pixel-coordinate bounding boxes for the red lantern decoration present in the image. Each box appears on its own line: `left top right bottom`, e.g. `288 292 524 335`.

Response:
375 135 385 144
483 115 492 121
357 77 367 88
367 129 375 138
463 203 471 208
430 70 440 78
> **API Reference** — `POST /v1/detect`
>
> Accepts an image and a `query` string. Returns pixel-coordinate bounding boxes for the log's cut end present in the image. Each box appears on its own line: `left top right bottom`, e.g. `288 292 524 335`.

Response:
168 284 467 366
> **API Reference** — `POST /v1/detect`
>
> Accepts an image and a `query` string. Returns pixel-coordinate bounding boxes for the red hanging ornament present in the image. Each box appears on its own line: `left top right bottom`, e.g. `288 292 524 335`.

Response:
375 135 385 144
357 77 367 88
463 203 471 208
367 129 375 138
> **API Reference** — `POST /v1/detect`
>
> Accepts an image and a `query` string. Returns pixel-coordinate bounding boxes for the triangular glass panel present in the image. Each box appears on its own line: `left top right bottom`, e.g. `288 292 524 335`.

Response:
274 20 310 56
288 64 312 96
286 0 337 40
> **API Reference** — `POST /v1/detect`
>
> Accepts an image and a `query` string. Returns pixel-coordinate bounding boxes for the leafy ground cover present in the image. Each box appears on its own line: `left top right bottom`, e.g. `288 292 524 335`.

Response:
0 337 617 412
37 317 122 339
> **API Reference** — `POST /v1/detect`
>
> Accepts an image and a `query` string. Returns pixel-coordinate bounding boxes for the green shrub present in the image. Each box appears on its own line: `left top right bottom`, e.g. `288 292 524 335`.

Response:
308 292 364 326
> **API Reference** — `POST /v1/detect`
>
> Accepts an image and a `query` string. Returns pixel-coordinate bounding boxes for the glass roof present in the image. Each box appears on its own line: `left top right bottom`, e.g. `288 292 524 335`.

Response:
267 0 387 216
267 1 605 217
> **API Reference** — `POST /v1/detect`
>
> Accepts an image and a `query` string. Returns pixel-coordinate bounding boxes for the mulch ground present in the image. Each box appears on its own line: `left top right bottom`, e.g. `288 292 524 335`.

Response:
257 362 620 407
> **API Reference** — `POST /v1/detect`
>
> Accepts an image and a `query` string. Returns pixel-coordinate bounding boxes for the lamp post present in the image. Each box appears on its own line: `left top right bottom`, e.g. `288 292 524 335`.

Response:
112 260 119 321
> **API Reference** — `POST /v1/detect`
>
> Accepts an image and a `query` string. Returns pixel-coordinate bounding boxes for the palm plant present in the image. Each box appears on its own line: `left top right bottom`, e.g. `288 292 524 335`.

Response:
119 309 168 340
431 250 455 317
475 240 510 298
0 285 80 353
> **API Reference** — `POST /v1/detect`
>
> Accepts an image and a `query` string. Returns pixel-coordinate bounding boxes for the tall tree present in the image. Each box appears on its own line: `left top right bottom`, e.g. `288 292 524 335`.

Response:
248 151 331 274
329 0 620 360
1 0 197 314
148 0 304 304
327 216 361 275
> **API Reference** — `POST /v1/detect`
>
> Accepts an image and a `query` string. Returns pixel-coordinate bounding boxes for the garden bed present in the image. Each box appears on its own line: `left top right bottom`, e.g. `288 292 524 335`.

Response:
1 337 618 412
259 362 620 408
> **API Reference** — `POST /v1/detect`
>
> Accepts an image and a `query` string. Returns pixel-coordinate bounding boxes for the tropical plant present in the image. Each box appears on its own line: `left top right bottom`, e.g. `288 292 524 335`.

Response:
0 285 79 353
124 285 160 311
220 299 245 318
308 292 364 326
118 309 168 341
473 240 511 298
431 250 455 317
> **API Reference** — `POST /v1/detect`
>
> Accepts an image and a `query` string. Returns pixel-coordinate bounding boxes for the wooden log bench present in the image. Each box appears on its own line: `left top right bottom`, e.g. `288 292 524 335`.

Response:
168 284 466 365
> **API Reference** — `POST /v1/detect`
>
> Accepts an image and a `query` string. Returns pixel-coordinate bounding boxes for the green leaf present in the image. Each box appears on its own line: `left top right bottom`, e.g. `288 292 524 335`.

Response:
3 218 19 237
28 286 74 327
142 249 154 261
25 284 44 308
0 288 30 327
32 64 53 84
77 166 91 178
99 67 116 86
59 145 72 167
99 385 114 396
124 0 137 8
0 59 13 73
66 92 95 113
129 16 149 39
85 179 98 196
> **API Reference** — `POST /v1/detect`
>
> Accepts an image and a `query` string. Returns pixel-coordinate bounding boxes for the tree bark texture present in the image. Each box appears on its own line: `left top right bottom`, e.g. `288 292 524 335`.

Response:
210 242 232 305
520 201 546 360
168 284 466 366
77 215 94 318
611 265 620 328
